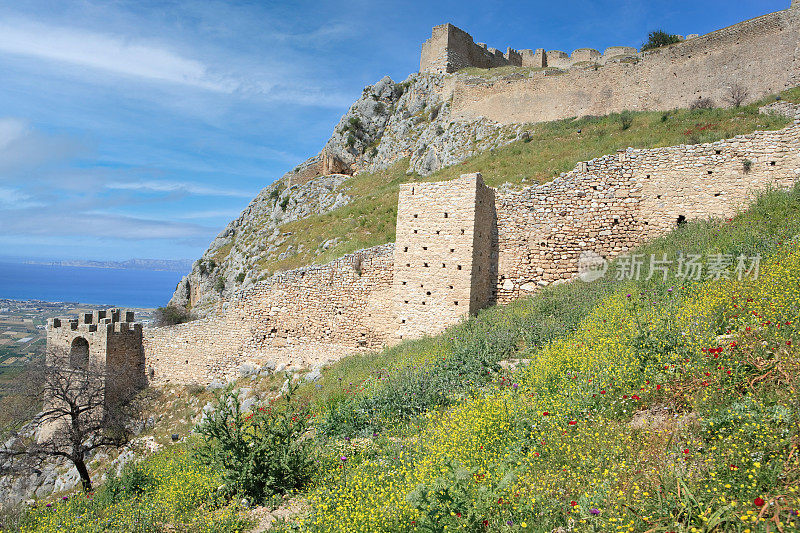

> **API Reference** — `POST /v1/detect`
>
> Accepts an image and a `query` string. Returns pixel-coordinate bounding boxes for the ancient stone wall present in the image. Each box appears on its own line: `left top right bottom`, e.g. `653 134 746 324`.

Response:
447 6 799 124
142 122 800 385
420 24 522 74
494 124 800 302
143 245 396 385
392 174 495 340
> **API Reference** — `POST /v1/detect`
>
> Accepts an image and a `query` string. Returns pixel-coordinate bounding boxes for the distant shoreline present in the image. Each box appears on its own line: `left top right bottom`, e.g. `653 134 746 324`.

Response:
8 258 192 273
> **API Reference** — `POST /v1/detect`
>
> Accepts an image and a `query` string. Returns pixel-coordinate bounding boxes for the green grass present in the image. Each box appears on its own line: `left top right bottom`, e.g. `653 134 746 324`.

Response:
251 93 790 277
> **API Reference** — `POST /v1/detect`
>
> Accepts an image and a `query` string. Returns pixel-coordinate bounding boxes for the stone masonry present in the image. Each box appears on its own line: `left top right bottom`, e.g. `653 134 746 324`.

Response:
429 3 800 123
393 174 496 340
136 121 800 386
46 309 146 405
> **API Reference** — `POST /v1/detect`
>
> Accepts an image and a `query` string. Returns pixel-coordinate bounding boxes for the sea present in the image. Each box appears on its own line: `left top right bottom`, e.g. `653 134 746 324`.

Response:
0 262 186 308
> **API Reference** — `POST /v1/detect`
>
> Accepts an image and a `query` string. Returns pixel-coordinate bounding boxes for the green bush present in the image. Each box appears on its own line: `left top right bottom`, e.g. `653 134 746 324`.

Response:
641 30 682 51
280 196 290 210
235 272 246 283
214 276 225 293
619 110 633 130
153 305 194 326
197 380 314 503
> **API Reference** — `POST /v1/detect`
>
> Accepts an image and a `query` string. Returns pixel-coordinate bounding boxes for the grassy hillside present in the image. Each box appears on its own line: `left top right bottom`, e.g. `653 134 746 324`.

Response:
254 91 795 278
13 184 800 532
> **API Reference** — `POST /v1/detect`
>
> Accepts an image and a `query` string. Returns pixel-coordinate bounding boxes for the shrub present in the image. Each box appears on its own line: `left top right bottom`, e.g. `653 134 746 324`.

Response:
725 82 748 107
153 305 193 326
197 380 314 503
235 272 246 283
690 97 714 110
214 276 225 293
346 133 356 148
743 158 753 174
641 30 682 51
347 117 362 130
618 110 634 130
279 196 290 210
374 102 385 115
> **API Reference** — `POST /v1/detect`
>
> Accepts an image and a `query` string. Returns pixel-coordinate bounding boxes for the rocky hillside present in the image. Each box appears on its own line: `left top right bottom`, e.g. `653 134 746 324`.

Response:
170 72 522 316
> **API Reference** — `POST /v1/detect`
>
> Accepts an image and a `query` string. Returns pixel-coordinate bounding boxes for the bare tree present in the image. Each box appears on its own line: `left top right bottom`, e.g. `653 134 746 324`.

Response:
1 355 143 493
725 83 749 108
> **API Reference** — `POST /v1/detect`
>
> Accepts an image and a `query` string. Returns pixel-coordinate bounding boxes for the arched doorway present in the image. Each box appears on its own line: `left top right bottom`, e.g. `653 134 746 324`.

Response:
69 337 89 369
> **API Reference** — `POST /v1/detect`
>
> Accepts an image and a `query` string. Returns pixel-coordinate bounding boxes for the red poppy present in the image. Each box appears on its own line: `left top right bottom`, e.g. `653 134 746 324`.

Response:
568 420 577 425
570 501 577 507
542 412 549 416
754 497 765 507
683 449 690 454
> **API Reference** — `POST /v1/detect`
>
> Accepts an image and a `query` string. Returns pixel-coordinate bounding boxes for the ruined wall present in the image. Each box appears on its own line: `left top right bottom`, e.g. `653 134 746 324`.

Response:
143 245 396 385
449 6 800 124
420 24 521 74
392 174 494 340
143 122 800 385
494 124 800 302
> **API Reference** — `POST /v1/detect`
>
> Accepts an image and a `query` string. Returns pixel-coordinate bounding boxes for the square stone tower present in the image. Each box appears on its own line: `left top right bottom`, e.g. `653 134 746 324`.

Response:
393 173 496 340
46 308 145 405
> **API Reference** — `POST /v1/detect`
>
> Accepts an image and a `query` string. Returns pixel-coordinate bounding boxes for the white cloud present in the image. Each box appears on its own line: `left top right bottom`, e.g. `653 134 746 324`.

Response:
0 19 238 92
0 118 27 149
0 186 41 208
105 180 254 198
175 208 244 219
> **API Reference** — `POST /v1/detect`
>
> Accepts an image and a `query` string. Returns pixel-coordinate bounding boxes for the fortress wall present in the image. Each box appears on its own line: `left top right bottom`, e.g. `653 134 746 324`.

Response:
450 8 798 124
143 245 396 385
494 124 800 302
421 24 512 74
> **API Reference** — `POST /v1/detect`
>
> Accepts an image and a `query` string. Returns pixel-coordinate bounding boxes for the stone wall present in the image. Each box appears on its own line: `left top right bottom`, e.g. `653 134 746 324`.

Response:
143 123 800 385
420 24 522 74
494 124 800 302
447 5 800 124
143 245 396 385
392 174 495 340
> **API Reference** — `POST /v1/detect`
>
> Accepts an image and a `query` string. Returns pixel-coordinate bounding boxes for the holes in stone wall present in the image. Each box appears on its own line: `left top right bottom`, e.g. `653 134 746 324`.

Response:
454 301 459 305
422 246 427 250
424 262 429 267
426 291 431 296
404 246 408 252
414 214 418 218
448 285 454 289
457 265 462 270
714 192 722 197
422 301 426 305
413 229 418 234
69 337 89 370
401 281 407 285
677 215 687 226
707 170 713 175
613 218 619 226
450 248 455 253
442 263 446 268
770 161 777 166
444 212 449 218
461 229 465 235
436 230 441 235
715 150 721 155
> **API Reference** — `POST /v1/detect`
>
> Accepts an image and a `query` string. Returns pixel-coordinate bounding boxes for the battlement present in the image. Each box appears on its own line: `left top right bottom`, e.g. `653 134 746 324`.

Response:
46 308 145 402
420 2 794 74
420 23 641 74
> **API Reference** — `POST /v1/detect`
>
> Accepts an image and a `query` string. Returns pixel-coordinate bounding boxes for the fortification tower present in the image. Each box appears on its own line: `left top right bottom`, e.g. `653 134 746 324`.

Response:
47 309 146 404
392 173 496 340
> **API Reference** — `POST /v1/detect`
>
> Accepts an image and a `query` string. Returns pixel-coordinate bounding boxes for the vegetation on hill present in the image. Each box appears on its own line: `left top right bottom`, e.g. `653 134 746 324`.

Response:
11 183 800 532
256 92 794 277
641 30 684 52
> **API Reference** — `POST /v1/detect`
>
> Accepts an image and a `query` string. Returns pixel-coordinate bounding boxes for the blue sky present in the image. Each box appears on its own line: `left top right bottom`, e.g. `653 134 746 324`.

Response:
0 0 787 262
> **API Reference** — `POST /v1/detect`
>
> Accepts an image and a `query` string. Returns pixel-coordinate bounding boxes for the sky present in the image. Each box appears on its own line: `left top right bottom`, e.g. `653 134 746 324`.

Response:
0 0 787 262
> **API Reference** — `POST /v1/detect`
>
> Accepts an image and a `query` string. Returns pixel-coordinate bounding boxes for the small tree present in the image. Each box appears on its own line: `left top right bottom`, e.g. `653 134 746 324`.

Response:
641 30 682 52
0 357 143 493
725 83 749 107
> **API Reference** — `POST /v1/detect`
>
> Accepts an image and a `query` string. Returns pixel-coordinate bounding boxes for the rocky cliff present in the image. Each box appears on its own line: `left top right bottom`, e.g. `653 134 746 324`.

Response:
170 72 522 316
